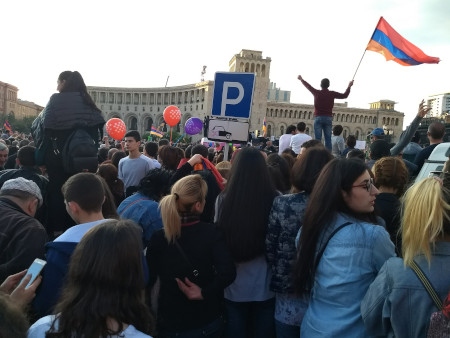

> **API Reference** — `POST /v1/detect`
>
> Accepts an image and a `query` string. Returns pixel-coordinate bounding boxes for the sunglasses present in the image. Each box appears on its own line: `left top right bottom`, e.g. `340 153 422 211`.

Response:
352 178 374 193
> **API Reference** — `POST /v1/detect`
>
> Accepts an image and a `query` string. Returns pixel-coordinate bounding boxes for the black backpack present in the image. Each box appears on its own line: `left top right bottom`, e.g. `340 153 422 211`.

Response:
61 128 99 174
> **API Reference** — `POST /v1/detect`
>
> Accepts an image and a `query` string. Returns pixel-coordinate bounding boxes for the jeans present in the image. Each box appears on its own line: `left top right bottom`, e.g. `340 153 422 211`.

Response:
275 319 300 338
224 298 275 338
158 316 224 338
314 116 333 151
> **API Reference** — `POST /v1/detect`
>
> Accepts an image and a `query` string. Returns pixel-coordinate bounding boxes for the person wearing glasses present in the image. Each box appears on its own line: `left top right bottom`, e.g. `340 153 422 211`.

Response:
293 158 395 337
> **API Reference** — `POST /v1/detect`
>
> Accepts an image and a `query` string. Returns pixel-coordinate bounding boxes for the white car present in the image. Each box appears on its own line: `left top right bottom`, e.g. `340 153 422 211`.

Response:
415 142 450 182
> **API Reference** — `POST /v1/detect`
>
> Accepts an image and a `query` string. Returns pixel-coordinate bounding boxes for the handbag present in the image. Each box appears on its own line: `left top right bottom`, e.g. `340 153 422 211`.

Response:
174 240 199 278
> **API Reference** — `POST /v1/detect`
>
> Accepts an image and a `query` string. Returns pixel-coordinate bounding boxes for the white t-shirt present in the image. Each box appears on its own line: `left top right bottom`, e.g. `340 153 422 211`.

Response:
28 315 152 338
289 133 312 154
278 134 293 155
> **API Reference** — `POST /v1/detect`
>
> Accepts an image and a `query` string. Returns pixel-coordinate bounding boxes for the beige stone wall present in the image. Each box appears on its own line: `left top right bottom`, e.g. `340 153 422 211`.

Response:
16 100 44 119
0 81 18 117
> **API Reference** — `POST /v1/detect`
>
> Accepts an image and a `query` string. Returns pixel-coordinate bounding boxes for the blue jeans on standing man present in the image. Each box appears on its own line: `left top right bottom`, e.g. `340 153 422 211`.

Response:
314 115 333 151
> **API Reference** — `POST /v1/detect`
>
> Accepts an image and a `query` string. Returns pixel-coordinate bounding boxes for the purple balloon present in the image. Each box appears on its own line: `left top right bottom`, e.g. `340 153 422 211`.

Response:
184 117 203 135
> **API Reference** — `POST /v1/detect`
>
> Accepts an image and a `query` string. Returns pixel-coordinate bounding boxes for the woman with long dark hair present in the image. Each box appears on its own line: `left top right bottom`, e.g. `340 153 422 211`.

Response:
31 71 105 238
216 147 278 338
265 147 333 337
293 158 395 337
28 219 155 337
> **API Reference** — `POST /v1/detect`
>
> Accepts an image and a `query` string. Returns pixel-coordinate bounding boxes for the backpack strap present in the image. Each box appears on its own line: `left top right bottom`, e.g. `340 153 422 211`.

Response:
314 221 352 270
410 260 443 310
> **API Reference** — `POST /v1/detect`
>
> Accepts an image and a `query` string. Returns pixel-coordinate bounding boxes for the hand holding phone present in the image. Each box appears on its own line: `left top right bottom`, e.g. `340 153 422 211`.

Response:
20 258 46 289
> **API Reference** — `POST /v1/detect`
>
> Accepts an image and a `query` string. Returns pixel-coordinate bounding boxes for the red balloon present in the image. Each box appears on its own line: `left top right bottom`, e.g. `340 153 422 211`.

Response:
105 118 127 141
163 105 181 127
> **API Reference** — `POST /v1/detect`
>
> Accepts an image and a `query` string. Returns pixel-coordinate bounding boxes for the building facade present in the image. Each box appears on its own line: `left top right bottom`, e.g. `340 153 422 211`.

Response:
426 93 450 117
0 81 43 122
87 49 405 142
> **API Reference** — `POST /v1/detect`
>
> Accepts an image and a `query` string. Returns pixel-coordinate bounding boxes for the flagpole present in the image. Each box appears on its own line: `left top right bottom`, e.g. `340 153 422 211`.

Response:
352 16 383 80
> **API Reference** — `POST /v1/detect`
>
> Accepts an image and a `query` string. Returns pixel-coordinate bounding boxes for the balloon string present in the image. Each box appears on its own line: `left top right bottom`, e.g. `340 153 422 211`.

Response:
170 128 173 143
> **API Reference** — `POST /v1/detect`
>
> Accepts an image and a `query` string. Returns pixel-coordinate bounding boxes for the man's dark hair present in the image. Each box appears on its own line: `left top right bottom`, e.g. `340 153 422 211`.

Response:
296 122 306 132
282 148 297 157
184 145 193 159
346 135 357 148
332 125 343 136
320 78 330 89
286 125 296 134
191 144 208 158
19 139 30 148
158 138 169 146
137 168 173 201
369 140 391 160
301 139 323 150
346 149 365 160
124 130 141 142
17 145 36 167
428 122 445 140
97 147 108 164
144 142 158 158
62 173 105 213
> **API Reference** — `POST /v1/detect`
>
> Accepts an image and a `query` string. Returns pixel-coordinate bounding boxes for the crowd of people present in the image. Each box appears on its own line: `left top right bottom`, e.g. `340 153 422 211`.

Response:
1 71 450 338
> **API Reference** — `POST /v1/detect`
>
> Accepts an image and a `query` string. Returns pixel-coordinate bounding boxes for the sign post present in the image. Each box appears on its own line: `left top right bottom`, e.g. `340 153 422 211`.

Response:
208 72 255 159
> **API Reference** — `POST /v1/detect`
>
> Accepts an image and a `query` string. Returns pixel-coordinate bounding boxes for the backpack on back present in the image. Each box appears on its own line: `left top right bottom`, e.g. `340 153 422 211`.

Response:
410 260 450 337
61 128 98 174
427 293 450 338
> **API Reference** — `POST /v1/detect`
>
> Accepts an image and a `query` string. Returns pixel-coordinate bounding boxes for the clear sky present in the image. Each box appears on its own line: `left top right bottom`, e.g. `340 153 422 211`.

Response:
2 0 449 127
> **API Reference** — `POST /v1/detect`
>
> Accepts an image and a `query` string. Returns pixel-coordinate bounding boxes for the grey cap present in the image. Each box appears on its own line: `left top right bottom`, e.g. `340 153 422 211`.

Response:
1 177 43 207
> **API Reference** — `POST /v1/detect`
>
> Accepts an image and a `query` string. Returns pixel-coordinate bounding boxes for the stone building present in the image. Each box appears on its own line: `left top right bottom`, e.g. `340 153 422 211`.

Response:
87 49 404 142
0 81 43 122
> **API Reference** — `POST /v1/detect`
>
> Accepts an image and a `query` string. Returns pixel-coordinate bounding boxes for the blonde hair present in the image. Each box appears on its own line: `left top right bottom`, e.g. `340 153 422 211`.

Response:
401 177 450 266
215 161 232 180
159 174 207 243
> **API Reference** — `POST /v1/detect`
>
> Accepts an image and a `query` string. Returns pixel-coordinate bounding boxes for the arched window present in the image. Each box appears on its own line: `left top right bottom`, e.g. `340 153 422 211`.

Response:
146 117 153 131
130 117 138 131
280 126 285 135
267 125 272 137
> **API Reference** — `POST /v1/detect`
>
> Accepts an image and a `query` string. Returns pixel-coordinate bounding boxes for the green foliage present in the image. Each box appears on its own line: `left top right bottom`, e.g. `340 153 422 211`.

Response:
144 130 191 144
7 116 35 134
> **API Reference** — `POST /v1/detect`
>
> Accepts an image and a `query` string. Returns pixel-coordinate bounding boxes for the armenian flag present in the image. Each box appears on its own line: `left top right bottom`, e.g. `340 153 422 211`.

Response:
366 17 440 66
3 120 12 133
262 117 267 137
150 126 164 138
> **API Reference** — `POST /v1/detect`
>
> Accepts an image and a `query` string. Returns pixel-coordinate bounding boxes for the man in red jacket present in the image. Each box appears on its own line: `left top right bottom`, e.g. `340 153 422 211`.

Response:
298 75 354 151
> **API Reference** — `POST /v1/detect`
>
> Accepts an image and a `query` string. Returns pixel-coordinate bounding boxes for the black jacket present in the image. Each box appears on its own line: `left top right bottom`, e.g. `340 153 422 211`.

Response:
146 222 236 331
31 92 105 151
0 198 47 283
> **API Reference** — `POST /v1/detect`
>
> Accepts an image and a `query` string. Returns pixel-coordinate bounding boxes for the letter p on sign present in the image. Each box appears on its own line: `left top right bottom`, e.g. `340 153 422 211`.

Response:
211 72 255 119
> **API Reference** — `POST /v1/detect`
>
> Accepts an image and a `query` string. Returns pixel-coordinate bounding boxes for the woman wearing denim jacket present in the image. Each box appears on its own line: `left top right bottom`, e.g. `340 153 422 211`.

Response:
361 173 450 337
293 158 395 337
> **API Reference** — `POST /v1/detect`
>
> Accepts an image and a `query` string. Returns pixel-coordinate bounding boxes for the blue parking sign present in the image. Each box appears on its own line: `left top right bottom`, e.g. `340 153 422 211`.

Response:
211 72 255 119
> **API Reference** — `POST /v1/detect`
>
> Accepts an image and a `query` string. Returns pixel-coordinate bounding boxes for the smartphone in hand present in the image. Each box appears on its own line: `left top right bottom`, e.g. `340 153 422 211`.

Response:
21 258 46 289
